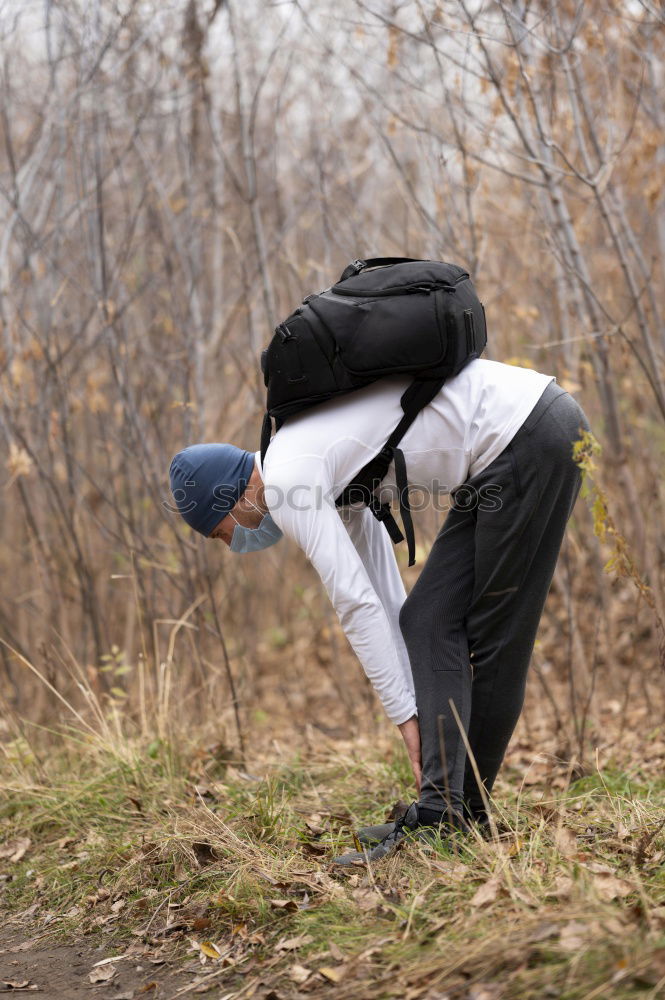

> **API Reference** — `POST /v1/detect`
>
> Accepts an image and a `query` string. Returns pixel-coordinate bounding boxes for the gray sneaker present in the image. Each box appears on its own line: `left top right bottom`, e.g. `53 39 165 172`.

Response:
355 821 396 846
332 802 421 866
355 812 491 847
332 802 473 866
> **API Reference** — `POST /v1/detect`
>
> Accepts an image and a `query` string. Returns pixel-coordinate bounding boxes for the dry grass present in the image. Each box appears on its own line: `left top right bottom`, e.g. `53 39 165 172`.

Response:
1 677 664 999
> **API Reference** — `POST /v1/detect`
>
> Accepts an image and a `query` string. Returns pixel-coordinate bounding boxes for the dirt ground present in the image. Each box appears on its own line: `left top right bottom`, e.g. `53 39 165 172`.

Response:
0 920 206 1000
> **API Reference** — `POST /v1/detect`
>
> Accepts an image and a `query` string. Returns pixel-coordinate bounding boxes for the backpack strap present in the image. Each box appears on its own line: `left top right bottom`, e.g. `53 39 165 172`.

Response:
336 375 446 566
338 257 423 281
264 376 446 565
392 446 414 561
260 412 272 464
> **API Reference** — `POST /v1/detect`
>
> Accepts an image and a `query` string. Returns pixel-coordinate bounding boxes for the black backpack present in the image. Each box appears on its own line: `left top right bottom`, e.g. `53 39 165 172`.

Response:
259 256 487 565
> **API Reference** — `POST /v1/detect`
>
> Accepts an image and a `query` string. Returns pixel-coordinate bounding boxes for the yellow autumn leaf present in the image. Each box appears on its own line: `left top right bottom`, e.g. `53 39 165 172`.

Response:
508 835 524 857
199 941 221 960
319 966 345 983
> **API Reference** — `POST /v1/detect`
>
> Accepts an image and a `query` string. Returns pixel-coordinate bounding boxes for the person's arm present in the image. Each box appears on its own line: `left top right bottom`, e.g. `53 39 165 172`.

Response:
341 504 415 705
343 504 421 791
398 715 422 795
265 459 417 726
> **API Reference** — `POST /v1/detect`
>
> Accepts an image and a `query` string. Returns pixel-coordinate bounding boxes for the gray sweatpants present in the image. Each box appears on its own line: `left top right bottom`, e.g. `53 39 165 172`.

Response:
398 380 591 821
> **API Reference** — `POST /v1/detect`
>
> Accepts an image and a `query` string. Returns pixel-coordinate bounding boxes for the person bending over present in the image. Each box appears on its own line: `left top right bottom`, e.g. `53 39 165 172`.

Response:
168 357 591 864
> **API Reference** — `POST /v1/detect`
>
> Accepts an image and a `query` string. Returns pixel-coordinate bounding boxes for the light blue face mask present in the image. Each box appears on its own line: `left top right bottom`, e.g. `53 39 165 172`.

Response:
228 512 283 554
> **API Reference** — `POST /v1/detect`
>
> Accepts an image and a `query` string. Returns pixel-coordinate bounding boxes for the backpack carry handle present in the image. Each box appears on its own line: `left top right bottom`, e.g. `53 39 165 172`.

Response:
338 257 424 282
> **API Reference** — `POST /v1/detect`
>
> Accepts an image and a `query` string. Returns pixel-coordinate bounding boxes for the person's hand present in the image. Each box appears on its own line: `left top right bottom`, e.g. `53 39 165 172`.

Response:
397 714 422 794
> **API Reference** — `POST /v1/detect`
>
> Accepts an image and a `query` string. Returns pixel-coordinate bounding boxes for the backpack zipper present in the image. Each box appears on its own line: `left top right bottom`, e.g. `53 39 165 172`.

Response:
332 276 465 298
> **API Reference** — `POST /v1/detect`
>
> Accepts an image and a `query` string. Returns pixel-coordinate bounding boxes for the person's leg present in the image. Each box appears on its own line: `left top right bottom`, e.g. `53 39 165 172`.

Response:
398 498 476 823
461 384 591 821
399 382 591 828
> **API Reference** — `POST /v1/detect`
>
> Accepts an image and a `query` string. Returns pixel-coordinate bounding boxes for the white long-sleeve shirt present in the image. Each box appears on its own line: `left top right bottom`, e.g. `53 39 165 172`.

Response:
257 359 555 725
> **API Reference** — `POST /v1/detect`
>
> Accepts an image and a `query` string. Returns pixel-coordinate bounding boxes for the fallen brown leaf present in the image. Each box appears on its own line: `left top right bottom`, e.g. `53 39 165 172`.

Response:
545 874 574 900
89 964 117 984
554 825 577 856
558 920 600 953
9 941 37 954
527 921 560 942
301 842 327 856
583 861 613 874
602 917 627 936
305 819 326 836
0 838 31 864
91 955 130 968
275 933 313 952
329 941 344 961
311 871 346 896
289 964 312 984
592 872 634 901
522 765 552 786
511 887 538 908
468 984 504 1000
352 887 383 911
470 877 503 908
269 898 298 912
430 860 470 882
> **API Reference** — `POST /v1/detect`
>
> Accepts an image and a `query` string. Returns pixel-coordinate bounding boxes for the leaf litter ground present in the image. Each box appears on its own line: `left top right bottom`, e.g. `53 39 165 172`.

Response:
1 714 664 1000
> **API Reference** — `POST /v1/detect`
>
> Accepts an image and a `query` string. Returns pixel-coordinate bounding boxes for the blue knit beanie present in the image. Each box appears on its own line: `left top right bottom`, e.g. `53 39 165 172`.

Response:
169 443 255 537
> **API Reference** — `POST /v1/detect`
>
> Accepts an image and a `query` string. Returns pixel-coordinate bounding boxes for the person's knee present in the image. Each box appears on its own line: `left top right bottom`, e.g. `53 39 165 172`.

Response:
400 591 465 644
